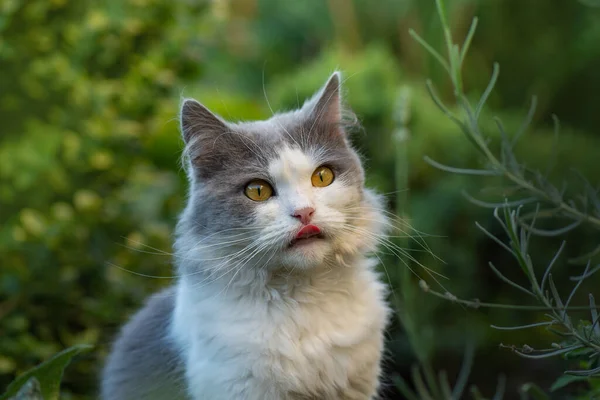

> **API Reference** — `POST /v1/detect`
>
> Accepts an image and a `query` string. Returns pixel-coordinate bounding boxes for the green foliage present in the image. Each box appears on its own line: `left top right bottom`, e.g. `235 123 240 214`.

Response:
410 0 600 397
0 0 211 395
393 344 507 400
2 0 600 398
580 0 600 7
1 345 91 400
519 383 550 400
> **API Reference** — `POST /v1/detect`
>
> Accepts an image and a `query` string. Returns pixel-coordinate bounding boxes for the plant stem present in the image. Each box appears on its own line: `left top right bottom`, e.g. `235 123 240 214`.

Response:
422 286 599 311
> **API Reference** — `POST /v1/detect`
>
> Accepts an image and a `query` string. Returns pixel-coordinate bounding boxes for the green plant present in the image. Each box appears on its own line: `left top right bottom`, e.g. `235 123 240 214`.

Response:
1 345 92 400
390 68 506 400
408 0 599 396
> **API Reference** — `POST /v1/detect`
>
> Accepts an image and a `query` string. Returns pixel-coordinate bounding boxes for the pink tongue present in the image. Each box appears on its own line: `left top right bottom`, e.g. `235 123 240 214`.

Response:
296 225 321 239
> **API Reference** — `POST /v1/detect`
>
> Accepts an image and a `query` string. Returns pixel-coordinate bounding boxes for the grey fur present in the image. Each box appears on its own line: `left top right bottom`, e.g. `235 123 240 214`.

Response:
101 72 368 399
100 289 188 400
177 72 363 247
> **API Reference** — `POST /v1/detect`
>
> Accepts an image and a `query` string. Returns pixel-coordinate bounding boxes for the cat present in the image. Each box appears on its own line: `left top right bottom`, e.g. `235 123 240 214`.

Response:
101 72 391 400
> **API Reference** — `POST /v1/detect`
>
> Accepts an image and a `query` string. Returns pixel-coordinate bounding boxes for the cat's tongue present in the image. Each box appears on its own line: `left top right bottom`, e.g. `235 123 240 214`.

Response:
295 225 321 240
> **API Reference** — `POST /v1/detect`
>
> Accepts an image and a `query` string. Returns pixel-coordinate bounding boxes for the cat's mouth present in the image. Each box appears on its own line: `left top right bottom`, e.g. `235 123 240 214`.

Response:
289 225 325 247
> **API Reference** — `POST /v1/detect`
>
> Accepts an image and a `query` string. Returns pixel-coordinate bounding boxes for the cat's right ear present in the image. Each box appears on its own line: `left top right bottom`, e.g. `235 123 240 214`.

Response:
180 98 228 145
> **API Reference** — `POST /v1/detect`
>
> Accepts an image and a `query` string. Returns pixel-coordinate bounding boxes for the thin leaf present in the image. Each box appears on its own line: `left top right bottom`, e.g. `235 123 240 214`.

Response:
424 156 500 176
1 344 93 400
422 363 443 400
550 374 588 391
519 207 562 221
514 345 583 359
425 81 468 130
438 370 453 400
569 263 600 282
548 275 565 317
487 261 535 297
512 96 538 147
411 365 434 400
493 207 509 232
564 260 591 311
562 347 595 358
572 169 600 214
475 221 516 256
520 383 550 400
470 386 486 400
519 220 529 257
462 191 537 209
525 203 541 248
475 63 499 119
460 17 479 63
460 96 485 143
456 96 492 155
452 342 475 400
568 243 600 265
547 327 573 338
492 375 506 400
392 374 420 400
541 241 565 292
426 287 597 311
518 220 581 237
564 366 600 376
502 207 534 280
409 29 450 73
590 294 600 336
491 321 554 331
550 372 587 392
495 118 520 174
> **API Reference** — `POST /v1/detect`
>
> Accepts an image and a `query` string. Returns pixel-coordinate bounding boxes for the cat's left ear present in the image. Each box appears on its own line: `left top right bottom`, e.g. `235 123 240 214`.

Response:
304 71 343 126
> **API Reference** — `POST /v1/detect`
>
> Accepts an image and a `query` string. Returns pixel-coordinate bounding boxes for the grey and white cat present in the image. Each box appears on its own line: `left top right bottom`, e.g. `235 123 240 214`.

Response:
101 72 390 400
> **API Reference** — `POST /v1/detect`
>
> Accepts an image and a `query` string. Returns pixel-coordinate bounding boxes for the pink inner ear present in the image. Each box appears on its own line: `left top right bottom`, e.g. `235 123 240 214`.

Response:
310 72 342 126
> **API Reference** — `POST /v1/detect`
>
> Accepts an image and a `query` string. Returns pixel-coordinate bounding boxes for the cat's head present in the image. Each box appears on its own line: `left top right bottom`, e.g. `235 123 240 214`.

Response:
176 72 385 274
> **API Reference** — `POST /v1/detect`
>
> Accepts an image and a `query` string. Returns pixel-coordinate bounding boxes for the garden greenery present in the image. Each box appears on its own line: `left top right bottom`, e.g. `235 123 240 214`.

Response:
2 0 600 399
396 0 600 398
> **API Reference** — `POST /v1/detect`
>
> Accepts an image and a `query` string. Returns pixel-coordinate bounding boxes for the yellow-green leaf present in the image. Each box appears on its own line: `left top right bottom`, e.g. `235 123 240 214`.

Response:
0 345 93 400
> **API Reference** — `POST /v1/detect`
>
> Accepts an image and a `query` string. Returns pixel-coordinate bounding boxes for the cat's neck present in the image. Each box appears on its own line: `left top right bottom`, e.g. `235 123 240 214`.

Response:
175 253 374 303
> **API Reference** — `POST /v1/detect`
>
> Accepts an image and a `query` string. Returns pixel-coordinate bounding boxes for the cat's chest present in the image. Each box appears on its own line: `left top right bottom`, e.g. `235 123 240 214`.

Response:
193 283 381 351
172 269 388 397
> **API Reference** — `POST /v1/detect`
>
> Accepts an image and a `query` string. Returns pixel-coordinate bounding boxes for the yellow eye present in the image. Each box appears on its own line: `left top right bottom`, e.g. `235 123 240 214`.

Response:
311 166 334 187
244 180 273 201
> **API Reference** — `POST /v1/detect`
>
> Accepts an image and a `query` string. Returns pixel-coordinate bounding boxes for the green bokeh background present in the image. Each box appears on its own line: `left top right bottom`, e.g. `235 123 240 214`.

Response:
1 0 599 398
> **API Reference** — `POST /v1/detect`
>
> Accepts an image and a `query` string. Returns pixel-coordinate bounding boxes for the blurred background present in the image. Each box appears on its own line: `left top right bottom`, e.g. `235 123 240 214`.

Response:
1 0 600 398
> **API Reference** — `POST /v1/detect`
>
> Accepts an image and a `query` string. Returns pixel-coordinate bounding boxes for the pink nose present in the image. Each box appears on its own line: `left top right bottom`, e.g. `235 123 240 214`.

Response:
292 207 315 225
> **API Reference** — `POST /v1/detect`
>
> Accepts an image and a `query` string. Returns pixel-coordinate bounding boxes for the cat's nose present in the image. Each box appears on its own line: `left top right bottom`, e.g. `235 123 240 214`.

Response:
291 207 315 225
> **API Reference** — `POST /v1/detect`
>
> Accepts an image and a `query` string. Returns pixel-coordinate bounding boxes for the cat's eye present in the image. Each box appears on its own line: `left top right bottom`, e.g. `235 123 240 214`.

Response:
311 166 335 187
244 180 273 202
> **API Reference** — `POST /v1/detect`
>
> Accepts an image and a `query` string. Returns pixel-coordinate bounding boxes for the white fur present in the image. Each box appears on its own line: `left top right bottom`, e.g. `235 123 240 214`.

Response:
171 145 390 400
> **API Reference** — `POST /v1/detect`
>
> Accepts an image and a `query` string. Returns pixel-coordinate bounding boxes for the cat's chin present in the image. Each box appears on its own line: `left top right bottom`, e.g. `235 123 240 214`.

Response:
279 238 331 269
288 235 325 248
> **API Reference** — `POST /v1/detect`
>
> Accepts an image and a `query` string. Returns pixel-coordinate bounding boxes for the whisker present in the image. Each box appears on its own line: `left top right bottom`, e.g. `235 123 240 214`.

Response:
105 261 176 279
262 65 301 148
111 230 276 281
335 224 450 291
189 231 284 289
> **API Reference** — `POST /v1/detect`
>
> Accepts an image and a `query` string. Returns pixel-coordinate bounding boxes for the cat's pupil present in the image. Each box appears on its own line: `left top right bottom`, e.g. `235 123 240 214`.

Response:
319 172 324 182
257 186 261 196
